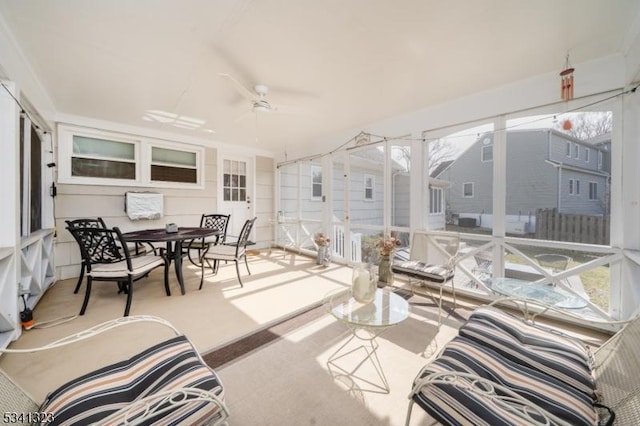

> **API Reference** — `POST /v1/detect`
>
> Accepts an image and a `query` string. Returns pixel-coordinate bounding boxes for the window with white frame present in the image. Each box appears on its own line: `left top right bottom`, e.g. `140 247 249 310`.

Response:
585 147 590 163
574 143 579 159
589 182 598 200
429 187 443 213
311 165 322 199
58 125 203 187
364 174 374 200
566 142 571 156
481 144 493 162
598 151 603 170
463 182 474 198
576 179 580 195
223 159 247 201
569 179 575 195
71 134 137 180
151 146 197 183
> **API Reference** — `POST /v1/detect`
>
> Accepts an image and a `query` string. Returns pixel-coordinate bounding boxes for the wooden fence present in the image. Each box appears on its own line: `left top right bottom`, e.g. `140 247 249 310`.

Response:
535 208 609 245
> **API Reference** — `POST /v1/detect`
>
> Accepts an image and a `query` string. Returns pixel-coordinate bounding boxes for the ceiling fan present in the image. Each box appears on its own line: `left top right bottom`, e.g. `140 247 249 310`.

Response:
219 73 278 120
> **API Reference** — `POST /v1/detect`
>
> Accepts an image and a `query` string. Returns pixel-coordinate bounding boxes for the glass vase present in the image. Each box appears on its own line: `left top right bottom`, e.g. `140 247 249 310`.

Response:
378 254 394 285
317 245 331 266
351 263 376 303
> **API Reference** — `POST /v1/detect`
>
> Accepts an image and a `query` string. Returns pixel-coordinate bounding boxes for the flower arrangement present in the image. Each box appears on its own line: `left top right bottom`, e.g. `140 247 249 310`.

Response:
314 232 330 247
376 235 401 256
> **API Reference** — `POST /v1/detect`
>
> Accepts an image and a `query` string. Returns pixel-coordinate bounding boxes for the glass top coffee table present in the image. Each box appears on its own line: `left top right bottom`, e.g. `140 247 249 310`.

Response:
488 277 588 310
327 288 409 394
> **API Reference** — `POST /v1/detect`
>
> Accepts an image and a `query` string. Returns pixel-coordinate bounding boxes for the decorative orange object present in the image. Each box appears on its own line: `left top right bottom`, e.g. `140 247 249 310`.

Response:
562 119 573 130
560 67 574 101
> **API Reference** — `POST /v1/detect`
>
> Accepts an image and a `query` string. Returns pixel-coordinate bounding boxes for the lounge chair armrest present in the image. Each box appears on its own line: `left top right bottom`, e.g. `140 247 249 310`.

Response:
96 387 229 426
410 371 569 426
0 315 180 354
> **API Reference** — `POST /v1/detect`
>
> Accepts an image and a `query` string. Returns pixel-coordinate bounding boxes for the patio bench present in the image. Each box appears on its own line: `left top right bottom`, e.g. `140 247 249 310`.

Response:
406 305 640 425
0 315 229 426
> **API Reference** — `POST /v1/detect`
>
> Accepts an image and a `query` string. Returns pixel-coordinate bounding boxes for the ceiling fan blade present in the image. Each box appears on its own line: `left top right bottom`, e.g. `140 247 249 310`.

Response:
233 108 254 123
219 73 256 101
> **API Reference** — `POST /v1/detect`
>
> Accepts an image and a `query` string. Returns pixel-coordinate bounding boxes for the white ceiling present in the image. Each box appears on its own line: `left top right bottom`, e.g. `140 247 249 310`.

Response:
1 0 639 157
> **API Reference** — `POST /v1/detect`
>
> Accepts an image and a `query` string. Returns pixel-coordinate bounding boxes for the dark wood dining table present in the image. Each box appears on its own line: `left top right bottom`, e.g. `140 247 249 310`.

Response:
121 227 219 295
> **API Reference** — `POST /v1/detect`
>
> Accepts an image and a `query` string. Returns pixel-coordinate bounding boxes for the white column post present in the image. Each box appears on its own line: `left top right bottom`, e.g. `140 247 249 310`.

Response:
492 116 507 276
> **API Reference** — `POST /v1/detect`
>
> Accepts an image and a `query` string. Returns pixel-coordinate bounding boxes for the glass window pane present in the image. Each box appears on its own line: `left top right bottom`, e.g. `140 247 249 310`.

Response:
71 158 136 179
391 143 410 227
239 175 246 188
224 188 230 201
332 156 345 221
232 188 238 201
279 163 298 220
432 122 494 233
73 136 135 160
224 159 230 173
152 147 196 166
350 146 383 226
150 165 197 183
239 189 246 201
224 173 230 187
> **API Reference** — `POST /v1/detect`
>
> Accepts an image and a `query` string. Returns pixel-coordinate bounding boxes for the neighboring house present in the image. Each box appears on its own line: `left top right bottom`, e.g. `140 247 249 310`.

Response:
436 129 610 234
279 145 449 258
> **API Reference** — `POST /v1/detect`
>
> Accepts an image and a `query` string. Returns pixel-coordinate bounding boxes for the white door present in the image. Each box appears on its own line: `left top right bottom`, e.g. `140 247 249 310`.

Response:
218 154 254 238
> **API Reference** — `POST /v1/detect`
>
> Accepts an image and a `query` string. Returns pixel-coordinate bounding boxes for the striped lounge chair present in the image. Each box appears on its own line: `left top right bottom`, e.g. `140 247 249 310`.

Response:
0 316 228 426
405 305 640 425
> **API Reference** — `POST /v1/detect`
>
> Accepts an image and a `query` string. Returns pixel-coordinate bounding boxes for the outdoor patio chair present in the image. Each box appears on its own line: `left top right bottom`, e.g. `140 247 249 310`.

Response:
67 225 170 317
65 217 108 294
0 315 229 425
186 213 231 267
200 217 257 289
392 233 460 329
66 218 155 294
405 305 640 426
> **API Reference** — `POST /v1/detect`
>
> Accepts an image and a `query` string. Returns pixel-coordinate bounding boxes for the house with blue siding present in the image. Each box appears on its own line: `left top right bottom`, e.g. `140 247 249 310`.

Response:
436 129 610 234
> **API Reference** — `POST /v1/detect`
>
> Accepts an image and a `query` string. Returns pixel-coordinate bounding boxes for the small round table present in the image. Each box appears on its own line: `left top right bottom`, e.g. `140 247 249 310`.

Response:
489 277 587 310
327 288 409 393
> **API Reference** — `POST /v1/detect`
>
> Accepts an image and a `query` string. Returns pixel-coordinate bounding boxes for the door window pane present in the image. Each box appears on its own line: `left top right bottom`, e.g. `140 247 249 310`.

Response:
223 159 247 202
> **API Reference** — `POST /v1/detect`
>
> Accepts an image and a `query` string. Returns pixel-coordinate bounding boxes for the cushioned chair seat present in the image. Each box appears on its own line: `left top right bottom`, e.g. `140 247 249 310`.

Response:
413 335 597 426
392 260 454 283
88 255 165 279
38 335 224 426
458 306 595 397
204 245 245 262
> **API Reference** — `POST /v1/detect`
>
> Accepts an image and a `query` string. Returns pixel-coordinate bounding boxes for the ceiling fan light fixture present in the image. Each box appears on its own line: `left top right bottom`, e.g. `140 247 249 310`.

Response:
253 99 271 113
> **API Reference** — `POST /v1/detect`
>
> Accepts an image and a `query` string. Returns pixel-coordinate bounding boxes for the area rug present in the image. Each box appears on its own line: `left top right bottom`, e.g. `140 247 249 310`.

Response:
209 289 469 426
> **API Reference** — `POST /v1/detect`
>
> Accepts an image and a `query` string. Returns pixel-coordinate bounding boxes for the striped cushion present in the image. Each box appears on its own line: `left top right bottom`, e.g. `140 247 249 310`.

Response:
460 306 595 396
38 336 224 426
414 336 597 426
88 255 165 278
392 260 454 283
